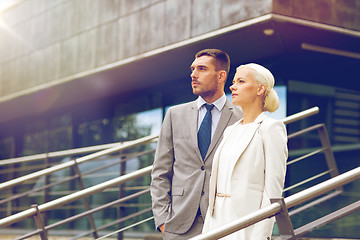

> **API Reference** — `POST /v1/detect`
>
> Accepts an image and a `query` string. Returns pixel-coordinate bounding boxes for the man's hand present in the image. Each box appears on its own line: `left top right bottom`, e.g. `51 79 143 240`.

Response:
159 224 165 234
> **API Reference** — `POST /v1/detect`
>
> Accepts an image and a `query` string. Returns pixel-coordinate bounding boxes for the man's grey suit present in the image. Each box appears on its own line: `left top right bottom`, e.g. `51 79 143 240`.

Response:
150 98 242 236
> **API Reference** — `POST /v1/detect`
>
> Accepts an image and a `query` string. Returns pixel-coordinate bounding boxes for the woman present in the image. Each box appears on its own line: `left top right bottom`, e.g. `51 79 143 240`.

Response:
202 63 288 239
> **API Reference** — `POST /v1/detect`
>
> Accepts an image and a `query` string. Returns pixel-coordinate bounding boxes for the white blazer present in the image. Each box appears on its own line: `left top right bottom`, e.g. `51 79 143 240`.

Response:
207 112 288 239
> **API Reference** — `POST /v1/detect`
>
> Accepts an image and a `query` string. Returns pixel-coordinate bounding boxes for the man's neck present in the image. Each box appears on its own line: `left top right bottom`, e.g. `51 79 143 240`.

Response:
201 92 224 104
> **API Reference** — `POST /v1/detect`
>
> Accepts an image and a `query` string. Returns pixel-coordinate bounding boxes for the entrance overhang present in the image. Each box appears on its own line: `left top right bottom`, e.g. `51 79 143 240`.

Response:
0 13 359 124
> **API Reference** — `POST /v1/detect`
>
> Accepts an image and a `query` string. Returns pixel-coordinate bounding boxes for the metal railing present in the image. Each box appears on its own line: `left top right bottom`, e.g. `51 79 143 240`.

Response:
0 135 158 239
1 106 348 240
0 135 158 191
0 142 125 167
190 166 360 240
0 166 152 225
282 107 320 125
283 123 343 217
0 149 155 204
0 166 153 238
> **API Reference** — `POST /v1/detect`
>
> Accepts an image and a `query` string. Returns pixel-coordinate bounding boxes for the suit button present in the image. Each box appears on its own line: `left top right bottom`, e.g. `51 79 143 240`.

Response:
201 191 204 195
201 166 205 170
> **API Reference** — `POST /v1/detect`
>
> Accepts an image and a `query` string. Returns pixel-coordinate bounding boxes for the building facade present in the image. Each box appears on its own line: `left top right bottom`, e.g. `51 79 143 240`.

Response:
0 0 359 238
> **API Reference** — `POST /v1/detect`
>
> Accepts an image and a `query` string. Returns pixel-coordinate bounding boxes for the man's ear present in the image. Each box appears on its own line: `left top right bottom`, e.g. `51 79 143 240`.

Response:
218 70 227 83
257 84 266 96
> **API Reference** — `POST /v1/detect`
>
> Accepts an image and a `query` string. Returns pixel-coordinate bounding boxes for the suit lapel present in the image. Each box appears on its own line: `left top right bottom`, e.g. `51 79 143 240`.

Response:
204 98 234 162
189 101 203 161
229 113 267 176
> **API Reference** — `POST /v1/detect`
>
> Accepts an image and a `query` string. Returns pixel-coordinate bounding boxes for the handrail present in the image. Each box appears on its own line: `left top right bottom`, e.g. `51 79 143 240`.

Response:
285 169 358 210
190 166 360 240
0 142 122 166
0 135 158 191
96 215 154 240
282 106 319 124
0 166 153 227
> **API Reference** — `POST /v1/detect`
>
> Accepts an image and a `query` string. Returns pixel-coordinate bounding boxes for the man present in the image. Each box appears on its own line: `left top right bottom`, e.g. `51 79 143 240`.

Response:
150 49 243 239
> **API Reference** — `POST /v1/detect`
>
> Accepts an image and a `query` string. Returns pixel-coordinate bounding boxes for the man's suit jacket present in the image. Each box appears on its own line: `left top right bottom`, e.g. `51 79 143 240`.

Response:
206 113 288 239
150 98 242 234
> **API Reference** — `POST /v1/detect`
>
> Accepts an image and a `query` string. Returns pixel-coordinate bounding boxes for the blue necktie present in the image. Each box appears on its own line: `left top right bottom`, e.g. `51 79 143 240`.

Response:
198 104 215 160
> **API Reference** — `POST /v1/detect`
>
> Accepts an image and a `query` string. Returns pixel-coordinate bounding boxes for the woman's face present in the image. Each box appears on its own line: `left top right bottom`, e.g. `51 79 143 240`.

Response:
230 67 262 107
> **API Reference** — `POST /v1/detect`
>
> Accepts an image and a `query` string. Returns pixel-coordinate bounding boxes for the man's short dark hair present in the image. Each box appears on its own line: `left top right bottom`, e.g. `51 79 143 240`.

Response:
195 49 230 74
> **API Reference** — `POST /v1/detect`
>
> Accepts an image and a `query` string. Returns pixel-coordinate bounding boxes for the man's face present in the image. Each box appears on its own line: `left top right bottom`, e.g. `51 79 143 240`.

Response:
190 56 220 98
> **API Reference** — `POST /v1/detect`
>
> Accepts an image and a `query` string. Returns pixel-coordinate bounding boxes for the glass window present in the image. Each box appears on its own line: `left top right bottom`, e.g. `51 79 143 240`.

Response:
0 136 14 160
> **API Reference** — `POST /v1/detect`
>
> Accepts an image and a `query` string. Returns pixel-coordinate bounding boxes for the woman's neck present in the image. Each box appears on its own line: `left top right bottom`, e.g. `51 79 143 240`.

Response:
241 106 263 124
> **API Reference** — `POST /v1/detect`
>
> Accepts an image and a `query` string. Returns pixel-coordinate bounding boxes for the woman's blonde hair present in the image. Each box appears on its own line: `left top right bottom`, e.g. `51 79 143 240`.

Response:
237 63 279 112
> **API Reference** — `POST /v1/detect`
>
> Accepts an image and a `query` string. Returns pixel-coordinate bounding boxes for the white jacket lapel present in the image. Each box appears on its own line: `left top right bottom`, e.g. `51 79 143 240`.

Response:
228 113 267 179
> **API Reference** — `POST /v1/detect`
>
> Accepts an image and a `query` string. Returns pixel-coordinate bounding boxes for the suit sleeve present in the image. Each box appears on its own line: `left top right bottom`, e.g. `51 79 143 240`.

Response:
262 120 288 200
252 119 288 238
150 108 174 230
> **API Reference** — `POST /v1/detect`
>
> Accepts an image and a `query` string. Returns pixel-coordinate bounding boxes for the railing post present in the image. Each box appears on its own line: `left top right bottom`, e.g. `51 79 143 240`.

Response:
317 125 340 177
271 198 297 240
317 125 343 192
43 154 51 227
32 204 48 240
118 154 127 240
72 158 99 239
6 163 15 217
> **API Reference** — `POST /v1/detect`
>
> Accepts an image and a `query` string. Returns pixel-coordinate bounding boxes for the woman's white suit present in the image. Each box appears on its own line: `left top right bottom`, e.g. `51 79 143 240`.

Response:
203 112 288 239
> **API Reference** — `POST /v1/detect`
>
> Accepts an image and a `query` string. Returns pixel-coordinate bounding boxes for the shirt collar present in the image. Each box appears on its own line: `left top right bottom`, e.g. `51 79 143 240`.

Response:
197 94 227 111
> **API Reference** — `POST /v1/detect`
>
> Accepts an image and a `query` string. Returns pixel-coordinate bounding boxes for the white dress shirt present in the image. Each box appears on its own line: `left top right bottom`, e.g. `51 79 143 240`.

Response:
197 94 227 140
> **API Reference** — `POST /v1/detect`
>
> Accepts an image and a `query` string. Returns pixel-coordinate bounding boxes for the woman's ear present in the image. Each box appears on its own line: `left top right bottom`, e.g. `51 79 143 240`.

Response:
257 84 266 96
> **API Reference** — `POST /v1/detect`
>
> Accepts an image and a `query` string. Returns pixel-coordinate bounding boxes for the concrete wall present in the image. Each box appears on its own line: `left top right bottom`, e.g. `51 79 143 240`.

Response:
273 0 360 31
0 0 272 97
1 0 359 98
